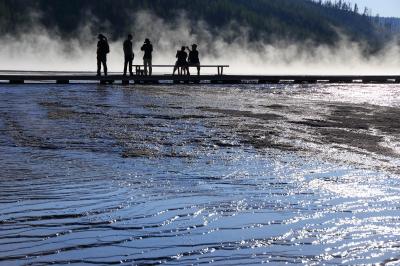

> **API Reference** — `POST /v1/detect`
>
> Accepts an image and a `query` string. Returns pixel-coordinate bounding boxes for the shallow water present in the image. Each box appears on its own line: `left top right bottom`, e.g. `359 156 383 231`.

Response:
1 83 400 265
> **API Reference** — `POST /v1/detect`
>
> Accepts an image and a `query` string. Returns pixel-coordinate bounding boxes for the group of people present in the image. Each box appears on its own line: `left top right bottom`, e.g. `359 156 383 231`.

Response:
96 34 200 76
97 34 153 76
172 45 200 76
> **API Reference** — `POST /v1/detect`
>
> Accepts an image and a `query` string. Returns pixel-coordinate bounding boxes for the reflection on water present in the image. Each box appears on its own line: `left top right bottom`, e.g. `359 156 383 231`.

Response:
1 83 400 265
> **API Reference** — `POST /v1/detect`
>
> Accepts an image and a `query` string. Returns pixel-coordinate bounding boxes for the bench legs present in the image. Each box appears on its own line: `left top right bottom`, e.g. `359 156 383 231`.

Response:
132 65 227 76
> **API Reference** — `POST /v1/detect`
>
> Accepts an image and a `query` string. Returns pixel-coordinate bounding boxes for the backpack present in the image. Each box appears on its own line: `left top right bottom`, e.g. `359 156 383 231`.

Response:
105 42 110 54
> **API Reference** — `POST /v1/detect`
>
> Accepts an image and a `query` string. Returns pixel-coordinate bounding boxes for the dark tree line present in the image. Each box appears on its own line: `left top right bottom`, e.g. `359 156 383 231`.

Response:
314 0 363 14
0 0 392 51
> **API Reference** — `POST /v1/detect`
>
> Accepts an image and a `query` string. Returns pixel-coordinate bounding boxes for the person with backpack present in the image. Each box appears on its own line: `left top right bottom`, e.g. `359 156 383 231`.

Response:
123 34 134 76
97 34 110 76
141 38 153 76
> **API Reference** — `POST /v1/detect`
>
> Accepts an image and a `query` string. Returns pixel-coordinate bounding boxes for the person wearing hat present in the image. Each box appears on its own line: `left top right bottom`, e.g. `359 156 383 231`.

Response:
141 38 153 76
187 44 200 75
123 34 134 76
97 34 110 76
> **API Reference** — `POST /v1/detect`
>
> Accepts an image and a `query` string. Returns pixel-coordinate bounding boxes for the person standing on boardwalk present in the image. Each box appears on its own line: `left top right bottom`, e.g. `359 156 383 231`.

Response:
141 38 153 76
187 44 200 75
97 34 110 76
123 34 134 76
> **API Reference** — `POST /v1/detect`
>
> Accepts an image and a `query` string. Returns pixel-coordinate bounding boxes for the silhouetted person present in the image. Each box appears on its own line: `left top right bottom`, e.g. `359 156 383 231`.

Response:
97 34 110 76
188 44 200 75
141 38 153 76
173 46 189 75
123 34 134 76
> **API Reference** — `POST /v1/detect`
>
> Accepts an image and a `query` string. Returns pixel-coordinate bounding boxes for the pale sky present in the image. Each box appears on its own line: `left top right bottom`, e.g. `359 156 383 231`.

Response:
351 0 400 17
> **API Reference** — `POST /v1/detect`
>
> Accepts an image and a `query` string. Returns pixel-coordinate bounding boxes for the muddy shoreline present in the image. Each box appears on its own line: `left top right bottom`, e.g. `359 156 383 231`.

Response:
1 84 400 173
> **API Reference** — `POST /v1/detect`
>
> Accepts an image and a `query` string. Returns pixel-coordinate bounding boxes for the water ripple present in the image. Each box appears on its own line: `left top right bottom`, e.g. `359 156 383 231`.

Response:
0 84 400 265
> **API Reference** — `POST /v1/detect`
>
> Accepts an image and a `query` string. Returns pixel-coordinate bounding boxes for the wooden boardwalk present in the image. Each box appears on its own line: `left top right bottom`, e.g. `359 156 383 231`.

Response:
0 72 399 84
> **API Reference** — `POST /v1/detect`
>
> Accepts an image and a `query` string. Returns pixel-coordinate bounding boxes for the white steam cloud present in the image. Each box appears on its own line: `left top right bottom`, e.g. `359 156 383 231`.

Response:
0 11 399 75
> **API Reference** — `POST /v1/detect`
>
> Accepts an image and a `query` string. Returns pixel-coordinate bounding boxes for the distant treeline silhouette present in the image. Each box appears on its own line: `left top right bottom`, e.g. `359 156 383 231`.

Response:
0 0 391 50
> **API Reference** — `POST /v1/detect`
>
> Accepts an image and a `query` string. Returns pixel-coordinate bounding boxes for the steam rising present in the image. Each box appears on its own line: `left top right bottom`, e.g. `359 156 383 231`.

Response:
0 11 399 75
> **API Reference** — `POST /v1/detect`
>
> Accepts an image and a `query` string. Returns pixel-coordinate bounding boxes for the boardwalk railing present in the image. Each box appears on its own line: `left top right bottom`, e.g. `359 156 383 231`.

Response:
133 65 229 75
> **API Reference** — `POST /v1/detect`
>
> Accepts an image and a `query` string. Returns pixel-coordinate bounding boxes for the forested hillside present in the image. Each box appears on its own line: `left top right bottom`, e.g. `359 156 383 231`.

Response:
0 0 391 49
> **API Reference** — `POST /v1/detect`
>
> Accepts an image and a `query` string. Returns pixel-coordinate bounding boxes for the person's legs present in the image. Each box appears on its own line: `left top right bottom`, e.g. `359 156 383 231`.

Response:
144 59 148 75
197 64 200 75
148 59 152 76
173 63 178 75
103 58 108 76
123 57 128 75
97 57 101 76
129 58 133 75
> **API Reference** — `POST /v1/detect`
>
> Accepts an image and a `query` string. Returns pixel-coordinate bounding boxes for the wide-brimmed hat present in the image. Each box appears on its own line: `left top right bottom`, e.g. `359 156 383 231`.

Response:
145 38 150 44
98 34 105 39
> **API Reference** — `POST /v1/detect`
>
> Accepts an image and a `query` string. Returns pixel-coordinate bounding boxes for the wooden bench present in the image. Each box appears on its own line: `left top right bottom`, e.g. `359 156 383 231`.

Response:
133 65 229 76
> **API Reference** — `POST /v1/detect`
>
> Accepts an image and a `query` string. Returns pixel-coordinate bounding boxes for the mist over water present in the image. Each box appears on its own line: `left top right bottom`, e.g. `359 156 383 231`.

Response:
0 11 399 75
